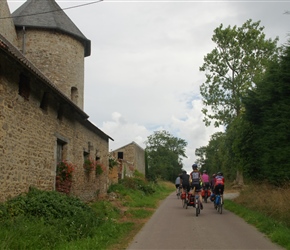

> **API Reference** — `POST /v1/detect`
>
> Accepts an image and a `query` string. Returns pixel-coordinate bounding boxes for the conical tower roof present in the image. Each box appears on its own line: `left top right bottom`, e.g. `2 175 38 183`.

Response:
12 0 90 56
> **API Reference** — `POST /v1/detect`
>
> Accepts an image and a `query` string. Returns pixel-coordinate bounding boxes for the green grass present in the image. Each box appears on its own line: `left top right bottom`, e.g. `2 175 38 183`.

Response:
56 221 134 250
0 173 175 250
225 198 290 250
126 208 154 219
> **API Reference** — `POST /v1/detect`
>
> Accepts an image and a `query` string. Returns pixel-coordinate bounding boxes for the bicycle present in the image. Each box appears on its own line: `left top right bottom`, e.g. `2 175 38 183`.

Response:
202 183 210 203
214 188 223 214
186 187 201 216
182 189 189 208
176 186 182 199
194 193 201 217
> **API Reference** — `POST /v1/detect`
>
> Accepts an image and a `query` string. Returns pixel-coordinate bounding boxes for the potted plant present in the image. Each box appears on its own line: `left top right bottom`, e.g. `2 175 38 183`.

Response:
56 160 75 194
83 158 95 175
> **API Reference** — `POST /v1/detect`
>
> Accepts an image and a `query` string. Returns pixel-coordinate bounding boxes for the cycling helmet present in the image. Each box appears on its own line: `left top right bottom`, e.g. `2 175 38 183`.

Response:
203 170 207 173
217 172 222 176
192 164 198 169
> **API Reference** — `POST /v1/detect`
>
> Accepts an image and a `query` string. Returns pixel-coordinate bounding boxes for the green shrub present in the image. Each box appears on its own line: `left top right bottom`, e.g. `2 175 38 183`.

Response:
0 179 175 250
0 187 102 242
119 176 155 195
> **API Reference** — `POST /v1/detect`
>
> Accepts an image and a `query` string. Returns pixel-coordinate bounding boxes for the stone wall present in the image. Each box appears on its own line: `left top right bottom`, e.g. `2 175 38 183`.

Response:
108 166 119 185
0 48 109 203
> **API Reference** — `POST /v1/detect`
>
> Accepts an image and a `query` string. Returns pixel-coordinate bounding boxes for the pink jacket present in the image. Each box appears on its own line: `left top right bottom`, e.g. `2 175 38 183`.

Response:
201 174 209 183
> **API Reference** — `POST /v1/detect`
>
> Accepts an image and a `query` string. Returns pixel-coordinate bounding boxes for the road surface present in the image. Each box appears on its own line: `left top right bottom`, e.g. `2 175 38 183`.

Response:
126 192 284 250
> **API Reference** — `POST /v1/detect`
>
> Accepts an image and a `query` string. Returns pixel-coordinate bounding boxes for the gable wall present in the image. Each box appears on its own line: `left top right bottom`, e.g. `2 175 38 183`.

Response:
113 143 145 176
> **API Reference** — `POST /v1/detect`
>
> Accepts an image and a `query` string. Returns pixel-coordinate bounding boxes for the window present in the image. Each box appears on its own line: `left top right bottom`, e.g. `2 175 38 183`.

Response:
40 92 49 111
84 151 90 162
18 73 30 100
57 139 67 163
118 152 123 159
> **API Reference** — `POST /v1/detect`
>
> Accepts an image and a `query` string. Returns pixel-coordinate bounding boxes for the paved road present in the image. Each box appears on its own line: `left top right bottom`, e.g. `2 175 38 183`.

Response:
126 192 284 250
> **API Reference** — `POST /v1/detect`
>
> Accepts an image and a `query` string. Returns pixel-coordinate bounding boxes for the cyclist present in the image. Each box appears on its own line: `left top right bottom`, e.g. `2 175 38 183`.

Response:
189 164 203 209
210 173 216 192
175 175 181 197
201 170 210 190
180 170 190 194
214 172 225 204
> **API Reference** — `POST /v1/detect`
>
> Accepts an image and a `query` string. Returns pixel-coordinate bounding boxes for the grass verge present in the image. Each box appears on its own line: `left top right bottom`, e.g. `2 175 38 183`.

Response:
225 183 290 250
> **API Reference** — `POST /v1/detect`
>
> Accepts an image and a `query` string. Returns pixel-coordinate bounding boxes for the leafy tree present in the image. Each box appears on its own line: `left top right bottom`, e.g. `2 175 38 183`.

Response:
195 132 223 174
145 130 187 182
242 41 290 185
195 146 206 167
199 19 279 185
199 19 279 127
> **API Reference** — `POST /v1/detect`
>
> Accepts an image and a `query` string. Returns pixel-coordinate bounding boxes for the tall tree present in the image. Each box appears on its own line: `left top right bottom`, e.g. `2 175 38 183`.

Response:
199 19 279 185
242 41 290 185
199 19 279 128
145 130 187 182
196 132 226 176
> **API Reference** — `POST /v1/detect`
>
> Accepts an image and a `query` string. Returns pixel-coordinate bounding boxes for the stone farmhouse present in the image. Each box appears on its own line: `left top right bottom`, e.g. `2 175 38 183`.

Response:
110 141 146 181
0 0 114 202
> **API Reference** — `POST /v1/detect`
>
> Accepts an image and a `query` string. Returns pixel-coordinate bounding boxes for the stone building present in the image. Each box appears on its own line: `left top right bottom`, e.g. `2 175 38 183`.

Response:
111 141 146 181
0 0 113 202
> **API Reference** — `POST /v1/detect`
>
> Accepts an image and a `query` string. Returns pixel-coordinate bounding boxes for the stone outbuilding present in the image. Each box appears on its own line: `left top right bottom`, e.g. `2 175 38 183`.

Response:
109 142 146 182
0 0 113 202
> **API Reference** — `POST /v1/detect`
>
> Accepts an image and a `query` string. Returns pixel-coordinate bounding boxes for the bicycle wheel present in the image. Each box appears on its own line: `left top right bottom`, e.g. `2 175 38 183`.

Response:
204 192 208 203
214 195 219 210
195 197 200 216
195 206 199 216
219 197 223 214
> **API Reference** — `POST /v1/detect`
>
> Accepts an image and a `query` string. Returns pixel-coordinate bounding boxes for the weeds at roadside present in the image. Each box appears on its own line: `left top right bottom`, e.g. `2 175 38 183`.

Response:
226 183 290 250
233 183 290 227
0 173 175 250
226 200 290 250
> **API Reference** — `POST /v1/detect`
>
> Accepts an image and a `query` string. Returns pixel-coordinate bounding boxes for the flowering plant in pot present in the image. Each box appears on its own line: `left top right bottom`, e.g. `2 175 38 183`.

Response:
56 160 75 194
95 163 106 176
108 154 119 170
83 157 95 174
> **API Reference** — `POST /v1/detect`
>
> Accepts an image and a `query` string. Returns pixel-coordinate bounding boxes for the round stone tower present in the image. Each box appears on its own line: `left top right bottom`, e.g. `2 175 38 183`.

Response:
12 0 91 110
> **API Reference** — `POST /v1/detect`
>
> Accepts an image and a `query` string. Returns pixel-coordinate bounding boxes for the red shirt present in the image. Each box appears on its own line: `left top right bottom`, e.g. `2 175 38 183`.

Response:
214 175 224 186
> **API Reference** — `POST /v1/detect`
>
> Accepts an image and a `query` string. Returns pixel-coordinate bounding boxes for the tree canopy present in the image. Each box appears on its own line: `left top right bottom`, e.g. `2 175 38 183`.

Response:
241 42 290 184
145 130 187 182
196 36 290 186
199 19 279 127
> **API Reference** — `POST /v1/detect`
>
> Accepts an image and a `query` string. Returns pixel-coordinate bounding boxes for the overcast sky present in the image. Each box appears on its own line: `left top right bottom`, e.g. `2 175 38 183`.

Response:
8 0 290 173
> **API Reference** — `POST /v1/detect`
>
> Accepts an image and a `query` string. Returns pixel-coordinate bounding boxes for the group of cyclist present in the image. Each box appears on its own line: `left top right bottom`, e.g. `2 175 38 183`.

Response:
175 163 225 210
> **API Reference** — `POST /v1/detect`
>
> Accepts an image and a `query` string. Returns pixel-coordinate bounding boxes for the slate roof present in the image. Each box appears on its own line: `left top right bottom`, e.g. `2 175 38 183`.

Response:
12 0 91 56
